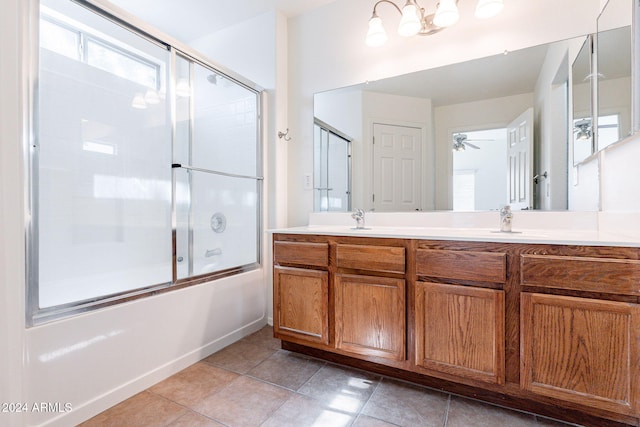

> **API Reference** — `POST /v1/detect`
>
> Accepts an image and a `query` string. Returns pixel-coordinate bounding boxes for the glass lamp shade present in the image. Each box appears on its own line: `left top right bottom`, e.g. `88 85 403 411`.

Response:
175 78 191 97
433 0 460 27
398 3 421 37
366 16 388 47
144 89 160 105
475 0 504 19
131 93 147 109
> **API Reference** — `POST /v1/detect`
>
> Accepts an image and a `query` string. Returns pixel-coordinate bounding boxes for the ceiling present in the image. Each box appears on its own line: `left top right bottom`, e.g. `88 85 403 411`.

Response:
108 0 339 42
326 42 551 107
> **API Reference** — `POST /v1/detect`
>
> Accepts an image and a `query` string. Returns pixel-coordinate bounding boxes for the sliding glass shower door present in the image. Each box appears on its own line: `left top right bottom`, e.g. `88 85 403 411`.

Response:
29 0 262 325
173 56 261 280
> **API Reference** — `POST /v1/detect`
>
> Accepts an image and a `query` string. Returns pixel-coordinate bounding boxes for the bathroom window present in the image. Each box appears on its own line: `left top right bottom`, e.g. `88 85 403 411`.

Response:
28 0 262 325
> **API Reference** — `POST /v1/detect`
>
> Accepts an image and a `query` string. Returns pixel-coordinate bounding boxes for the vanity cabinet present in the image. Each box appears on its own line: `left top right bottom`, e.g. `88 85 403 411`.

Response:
519 251 640 417
273 233 640 426
521 292 640 416
335 273 405 360
273 236 409 364
414 248 506 384
273 240 330 345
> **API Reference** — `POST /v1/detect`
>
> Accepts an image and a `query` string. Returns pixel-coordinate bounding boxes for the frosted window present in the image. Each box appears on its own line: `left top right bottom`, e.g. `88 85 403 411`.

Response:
40 18 79 60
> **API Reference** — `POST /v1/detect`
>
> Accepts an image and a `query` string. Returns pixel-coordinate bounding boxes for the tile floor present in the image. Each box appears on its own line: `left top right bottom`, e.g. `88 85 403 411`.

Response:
80 326 579 427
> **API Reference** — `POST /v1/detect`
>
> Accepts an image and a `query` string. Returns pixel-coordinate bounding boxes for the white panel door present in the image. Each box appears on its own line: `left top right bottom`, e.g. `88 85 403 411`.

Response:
507 108 534 210
372 123 422 211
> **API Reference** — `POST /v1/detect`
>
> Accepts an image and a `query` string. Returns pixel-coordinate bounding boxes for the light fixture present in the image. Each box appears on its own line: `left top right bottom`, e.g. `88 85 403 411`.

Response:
175 78 191 97
453 140 466 151
144 89 160 105
365 0 504 46
131 93 147 109
475 0 504 18
574 119 592 141
433 0 459 27
399 1 422 36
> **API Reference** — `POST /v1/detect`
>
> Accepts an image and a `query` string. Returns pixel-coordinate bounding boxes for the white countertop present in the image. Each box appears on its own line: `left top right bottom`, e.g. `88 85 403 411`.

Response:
269 212 640 247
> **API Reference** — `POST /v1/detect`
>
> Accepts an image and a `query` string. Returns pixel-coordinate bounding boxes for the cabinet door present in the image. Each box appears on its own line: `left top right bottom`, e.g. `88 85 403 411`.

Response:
274 266 329 345
415 282 505 384
521 293 640 416
335 274 405 361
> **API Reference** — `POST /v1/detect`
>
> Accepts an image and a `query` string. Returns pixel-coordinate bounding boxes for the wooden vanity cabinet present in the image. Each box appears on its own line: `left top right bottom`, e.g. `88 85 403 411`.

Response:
521 292 640 416
334 243 406 361
519 250 640 418
273 240 330 345
414 247 506 385
273 234 640 426
272 235 409 363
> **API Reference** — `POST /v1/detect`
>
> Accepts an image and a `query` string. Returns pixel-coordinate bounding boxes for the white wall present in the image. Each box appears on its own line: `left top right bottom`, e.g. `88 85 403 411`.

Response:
287 0 600 225
0 1 277 426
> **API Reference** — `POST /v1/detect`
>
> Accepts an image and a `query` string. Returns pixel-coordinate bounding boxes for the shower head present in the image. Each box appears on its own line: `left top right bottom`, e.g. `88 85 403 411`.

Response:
206 74 218 84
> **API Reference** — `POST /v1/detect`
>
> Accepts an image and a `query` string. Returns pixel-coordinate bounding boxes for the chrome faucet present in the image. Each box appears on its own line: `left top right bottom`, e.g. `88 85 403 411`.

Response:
499 205 513 233
351 208 365 229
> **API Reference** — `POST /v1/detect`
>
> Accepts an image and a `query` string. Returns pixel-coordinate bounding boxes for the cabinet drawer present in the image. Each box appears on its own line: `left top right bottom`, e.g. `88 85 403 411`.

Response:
274 241 329 267
416 249 507 283
521 254 640 296
336 244 405 274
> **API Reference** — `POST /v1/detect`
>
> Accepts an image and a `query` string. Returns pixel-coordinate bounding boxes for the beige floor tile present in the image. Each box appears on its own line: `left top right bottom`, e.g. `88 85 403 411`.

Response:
240 325 281 351
361 378 448 427
262 393 355 427
202 339 278 374
193 375 292 427
167 410 226 427
149 362 238 408
247 349 325 390
535 415 583 426
353 414 402 426
297 365 381 414
446 396 537 427
79 391 187 427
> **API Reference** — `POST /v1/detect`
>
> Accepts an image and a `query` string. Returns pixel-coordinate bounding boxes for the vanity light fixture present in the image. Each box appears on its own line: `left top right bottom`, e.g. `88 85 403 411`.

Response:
366 0 504 47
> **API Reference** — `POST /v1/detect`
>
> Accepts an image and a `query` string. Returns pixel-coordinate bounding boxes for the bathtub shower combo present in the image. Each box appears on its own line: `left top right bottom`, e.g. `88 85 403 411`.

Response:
28 0 263 325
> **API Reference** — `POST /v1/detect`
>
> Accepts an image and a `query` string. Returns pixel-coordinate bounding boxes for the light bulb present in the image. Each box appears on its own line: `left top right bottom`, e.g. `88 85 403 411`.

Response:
366 15 388 47
131 93 147 109
176 78 191 97
475 0 503 19
144 89 160 105
434 0 459 27
398 2 421 37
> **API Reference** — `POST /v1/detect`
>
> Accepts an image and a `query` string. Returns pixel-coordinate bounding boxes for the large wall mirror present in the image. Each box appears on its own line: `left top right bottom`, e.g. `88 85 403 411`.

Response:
315 37 585 212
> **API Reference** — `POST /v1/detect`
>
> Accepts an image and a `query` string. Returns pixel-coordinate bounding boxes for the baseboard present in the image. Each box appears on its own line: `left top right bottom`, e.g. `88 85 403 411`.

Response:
43 317 268 427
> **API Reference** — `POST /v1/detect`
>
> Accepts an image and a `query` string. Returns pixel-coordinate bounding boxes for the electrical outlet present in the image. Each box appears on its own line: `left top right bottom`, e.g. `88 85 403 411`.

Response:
303 174 312 190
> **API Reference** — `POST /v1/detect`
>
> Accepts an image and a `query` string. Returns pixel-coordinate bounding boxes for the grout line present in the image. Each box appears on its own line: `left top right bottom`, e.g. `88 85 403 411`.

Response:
443 393 451 427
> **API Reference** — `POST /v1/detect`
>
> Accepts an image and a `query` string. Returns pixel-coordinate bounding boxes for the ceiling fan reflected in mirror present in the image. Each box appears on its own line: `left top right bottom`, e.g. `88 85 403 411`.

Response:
573 119 592 141
452 133 494 151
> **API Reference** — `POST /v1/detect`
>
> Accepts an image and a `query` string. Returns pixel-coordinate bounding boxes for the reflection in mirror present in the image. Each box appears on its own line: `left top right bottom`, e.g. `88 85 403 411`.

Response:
596 0 632 150
453 128 507 211
313 119 352 212
315 37 585 212
572 35 594 164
